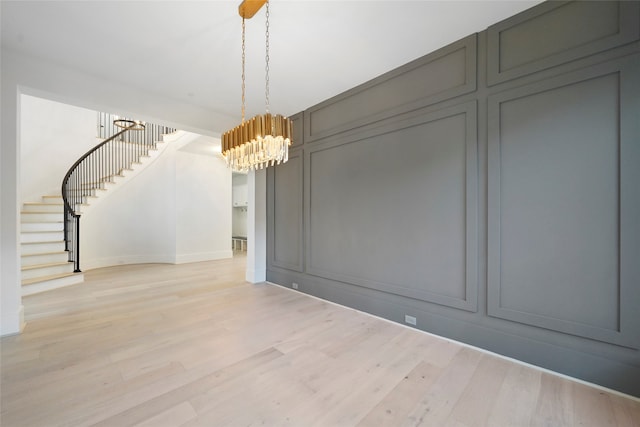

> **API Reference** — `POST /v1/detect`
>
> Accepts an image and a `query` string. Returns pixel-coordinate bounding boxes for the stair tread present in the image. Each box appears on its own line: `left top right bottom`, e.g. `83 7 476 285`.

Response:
22 272 81 286
20 211 62 215
22 261 73 271
21 251 68 258
24 202 64 206
21 240 65 245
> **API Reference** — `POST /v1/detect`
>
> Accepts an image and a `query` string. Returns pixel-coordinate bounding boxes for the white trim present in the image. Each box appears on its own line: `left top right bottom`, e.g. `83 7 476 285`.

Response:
175 250 233 264
83 251 234 271
246 268 266 284
82 255 177 271
246 169 267 284
0 304 25 337
268 281 640 403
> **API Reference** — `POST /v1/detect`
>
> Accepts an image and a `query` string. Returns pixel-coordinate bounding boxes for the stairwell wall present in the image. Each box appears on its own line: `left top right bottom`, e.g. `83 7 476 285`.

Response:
20 95 97 203
80 134 233 269
175 138 232 264
80 145 178 268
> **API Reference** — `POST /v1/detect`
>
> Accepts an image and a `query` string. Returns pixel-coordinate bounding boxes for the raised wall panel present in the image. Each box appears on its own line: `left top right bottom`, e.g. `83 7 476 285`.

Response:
306 102 478 311
487 1 640 85
271 150 303 272
304 35 477 143
487 58 640 348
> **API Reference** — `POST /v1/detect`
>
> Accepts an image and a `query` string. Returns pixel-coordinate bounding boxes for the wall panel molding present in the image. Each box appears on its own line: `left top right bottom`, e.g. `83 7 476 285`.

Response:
304 34 477 143
487 57 640 348
268 149 304 273
487 1 640 86
305 101 478 312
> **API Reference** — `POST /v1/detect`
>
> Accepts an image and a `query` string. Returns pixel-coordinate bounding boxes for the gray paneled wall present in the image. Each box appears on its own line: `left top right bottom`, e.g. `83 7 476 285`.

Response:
267 0 640 396
487 59 640 349
306 102 478 312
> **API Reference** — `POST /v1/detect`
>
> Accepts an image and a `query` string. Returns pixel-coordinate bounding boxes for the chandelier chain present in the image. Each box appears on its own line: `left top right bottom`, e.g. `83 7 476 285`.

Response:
222 0 292 173
241 17 246 123
265 0 270 113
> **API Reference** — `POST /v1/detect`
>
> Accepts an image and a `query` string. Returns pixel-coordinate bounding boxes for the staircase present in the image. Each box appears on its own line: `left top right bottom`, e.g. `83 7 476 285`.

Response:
20 113 176 296
20 195 83 296
63 114 175 275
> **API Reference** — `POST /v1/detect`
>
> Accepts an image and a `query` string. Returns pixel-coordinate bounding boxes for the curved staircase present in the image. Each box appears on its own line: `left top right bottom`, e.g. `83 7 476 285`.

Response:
20 113 175 296
21 195 83 296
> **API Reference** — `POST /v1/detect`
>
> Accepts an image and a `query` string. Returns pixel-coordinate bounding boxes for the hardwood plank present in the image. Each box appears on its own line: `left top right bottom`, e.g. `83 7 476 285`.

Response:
93 348 284 427
132 401 197 427
1 255 638 427
314 331 434 426
356 361 442 427
402 347 484 426
530 372 576 426
487 364 541 426
572 381 617 426
610 394 640 427
445 354 509 426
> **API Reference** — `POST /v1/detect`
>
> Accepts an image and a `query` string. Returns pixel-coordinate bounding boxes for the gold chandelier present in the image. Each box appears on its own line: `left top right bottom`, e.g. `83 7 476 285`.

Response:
222 0 293 172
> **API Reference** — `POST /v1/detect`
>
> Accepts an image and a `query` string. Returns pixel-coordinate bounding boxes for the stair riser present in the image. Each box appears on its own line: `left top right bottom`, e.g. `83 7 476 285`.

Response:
21 252 69 266
22 263 74 280
66 188 92 194
22 273 84 296
66 191 95 200
22 204 64 213
21 242 66 255
42 196 63 203
21 222 64 232
21 212 63 222
78 183 106 190
21 232 64 243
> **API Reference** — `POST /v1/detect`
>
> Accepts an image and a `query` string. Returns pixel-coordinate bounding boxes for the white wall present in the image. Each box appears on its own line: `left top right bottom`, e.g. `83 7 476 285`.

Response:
80 142 177 268
246 169 266 283
3 49 235 137
175 137 232 263
1 49 23 335
80 133 232 269
20 95 97 202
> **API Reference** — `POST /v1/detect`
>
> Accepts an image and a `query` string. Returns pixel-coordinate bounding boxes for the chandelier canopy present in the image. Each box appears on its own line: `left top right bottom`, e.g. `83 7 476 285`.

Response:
221 0 293 172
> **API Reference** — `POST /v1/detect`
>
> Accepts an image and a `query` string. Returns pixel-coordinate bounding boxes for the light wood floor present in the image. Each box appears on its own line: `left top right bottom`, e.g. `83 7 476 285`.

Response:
2 255 639 427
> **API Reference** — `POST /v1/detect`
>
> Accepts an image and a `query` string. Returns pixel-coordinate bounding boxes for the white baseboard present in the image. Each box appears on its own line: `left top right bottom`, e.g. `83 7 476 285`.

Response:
246 268 266 284
1 304 24 337
82 251 234 271
82 254 176 271
175 250 233 264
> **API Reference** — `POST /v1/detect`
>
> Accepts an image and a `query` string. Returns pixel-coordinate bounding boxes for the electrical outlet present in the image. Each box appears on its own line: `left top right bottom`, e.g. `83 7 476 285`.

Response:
404 315 417 326
292 282 299 290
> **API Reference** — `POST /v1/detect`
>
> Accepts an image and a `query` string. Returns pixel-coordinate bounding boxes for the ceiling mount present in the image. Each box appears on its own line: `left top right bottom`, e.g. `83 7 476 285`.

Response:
238 0 267 19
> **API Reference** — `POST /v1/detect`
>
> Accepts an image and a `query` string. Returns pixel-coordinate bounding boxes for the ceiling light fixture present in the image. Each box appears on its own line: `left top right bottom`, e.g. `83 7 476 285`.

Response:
221 0 293 172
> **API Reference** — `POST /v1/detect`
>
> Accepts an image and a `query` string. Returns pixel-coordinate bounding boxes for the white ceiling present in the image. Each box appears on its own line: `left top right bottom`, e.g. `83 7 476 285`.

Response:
1 0 542 133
